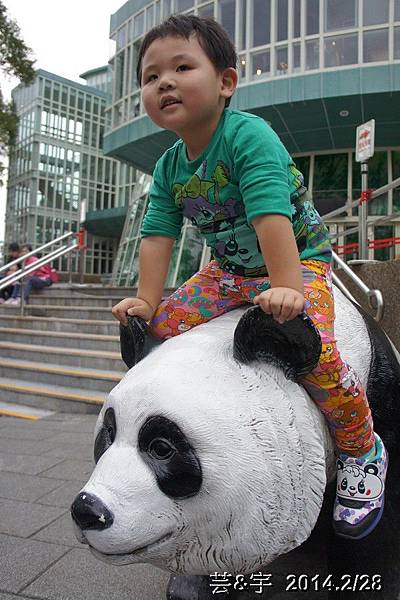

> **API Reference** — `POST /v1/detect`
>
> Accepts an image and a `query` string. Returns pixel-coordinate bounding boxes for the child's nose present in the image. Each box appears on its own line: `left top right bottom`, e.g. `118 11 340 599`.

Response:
158 75 176 90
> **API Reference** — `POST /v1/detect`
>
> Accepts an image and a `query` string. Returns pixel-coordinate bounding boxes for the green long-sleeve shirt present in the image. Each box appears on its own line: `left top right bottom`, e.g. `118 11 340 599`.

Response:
141 108 331 277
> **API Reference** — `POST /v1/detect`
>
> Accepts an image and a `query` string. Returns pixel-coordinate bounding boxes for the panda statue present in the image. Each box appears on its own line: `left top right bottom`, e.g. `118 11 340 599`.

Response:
71 286 400 599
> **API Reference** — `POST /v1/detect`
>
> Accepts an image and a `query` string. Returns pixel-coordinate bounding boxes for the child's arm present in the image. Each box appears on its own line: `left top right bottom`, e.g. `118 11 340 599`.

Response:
252 214 304 324
112 236 175 326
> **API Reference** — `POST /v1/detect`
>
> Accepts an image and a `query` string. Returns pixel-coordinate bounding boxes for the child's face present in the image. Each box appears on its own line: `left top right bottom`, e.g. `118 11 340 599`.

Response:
141 34 234 138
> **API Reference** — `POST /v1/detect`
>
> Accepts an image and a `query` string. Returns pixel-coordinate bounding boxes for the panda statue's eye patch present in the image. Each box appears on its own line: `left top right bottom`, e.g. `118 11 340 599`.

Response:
138 415 202 499
94 408 116 464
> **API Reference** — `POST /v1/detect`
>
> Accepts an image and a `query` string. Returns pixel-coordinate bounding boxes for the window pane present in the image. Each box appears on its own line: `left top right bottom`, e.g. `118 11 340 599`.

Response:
325 0 357 32
306 0 319 35
163 0 172 18
276 46 288 75
239 55 247 80
352 152 388 214
313 154 348 216
363 29 388 63
220 0 236 42
251 50 270 79
155 1 161 24
395 27 400 60
146 5 154 30
293 42 301 71
277 0 288 41
134 12 144 38
396 0 400 21
392 151 400 210
176 0 194 11
363 0 389 26
324 33 358 67
239 0 247 50
175 227 203 286
293 156 310 187
253 0 271 46
293 0 301 37
198 3 214 18
306 39 320 69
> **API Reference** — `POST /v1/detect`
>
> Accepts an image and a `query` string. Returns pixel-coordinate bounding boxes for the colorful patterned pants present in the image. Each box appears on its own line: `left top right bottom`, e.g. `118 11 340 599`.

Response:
149 259 374 457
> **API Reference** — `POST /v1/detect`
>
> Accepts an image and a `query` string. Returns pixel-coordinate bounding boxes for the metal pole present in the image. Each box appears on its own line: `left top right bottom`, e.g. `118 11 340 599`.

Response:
359 161 369 260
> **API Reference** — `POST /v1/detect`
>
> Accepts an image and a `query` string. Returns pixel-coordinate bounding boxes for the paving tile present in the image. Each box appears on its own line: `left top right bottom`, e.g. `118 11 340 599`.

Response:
41 442 93 461
22 547 169 600
0 424 59 442
0 533 69 594
39 458 94 482
35 479 86 509
32 511 86 549
0 471 64 502
46 431 95 446
0 452 65 476
0 498 65 538
0 437 57 456
0 416 27 428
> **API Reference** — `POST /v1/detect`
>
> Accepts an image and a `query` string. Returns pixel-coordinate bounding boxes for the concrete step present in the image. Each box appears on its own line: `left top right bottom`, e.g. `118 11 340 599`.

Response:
0 357 123 393
0 399 55 420
0 314 119 335
0 327 120 352
0 376 104 414
28 295 118 307
0 341 125 371
30 285 135 298
0 304 114 320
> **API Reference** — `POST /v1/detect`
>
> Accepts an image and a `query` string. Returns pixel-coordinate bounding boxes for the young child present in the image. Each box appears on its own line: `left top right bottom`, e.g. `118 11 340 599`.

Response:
112 14 387 539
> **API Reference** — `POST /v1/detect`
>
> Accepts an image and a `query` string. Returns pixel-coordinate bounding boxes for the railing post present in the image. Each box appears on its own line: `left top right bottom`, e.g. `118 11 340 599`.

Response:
20 278 25 317
359 162 369 260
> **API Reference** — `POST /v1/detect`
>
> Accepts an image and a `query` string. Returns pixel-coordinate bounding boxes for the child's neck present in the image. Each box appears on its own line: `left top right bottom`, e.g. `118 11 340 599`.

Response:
182 108 226 161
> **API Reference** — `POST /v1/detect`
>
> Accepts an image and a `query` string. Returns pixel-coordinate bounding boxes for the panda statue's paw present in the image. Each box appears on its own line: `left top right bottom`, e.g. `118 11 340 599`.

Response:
120 315 163 368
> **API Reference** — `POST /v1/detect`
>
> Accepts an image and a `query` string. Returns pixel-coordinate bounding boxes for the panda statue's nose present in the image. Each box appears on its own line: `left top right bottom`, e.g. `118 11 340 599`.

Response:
70 491 114 531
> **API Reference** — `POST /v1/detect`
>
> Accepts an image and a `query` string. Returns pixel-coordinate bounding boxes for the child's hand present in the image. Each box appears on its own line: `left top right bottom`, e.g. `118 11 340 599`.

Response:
253 287 304 324
112 297 155 326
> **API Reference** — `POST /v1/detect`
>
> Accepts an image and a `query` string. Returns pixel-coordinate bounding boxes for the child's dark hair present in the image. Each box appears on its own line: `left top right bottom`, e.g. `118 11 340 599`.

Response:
136 15 237 107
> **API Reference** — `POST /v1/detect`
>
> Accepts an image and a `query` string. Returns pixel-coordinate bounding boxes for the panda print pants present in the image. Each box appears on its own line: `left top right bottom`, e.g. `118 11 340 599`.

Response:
150 259 375 458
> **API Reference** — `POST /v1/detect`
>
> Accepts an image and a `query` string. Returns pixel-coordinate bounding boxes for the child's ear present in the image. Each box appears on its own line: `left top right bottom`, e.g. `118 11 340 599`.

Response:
221 67 238 100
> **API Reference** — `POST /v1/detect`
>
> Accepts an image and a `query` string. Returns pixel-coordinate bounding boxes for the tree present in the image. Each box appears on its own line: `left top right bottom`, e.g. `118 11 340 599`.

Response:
0 1 35 183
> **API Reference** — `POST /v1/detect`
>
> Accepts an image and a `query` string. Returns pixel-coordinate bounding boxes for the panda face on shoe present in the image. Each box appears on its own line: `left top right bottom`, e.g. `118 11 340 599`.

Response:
72 309 333 575
336 461 383 501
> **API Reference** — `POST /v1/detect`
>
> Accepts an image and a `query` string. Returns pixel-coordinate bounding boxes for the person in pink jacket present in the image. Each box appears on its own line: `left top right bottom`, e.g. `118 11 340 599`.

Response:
5 244 55 305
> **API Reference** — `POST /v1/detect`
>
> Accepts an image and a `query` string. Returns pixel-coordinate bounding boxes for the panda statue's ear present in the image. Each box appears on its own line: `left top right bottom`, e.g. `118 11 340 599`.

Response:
120 316 163 369
233 307 322 382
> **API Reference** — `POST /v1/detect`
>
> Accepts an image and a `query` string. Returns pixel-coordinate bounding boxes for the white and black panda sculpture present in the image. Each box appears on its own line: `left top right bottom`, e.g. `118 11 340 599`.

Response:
71 287 400 599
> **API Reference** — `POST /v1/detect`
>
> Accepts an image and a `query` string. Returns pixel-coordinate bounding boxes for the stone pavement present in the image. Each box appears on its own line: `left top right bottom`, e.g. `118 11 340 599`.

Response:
0 413 170 600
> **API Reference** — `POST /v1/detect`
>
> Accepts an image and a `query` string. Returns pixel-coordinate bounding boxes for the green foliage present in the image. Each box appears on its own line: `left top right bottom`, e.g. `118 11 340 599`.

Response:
0 1 36 184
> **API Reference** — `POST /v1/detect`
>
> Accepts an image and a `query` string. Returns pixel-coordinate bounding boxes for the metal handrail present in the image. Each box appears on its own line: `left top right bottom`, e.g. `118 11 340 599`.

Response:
332 250 384 321
0 244 77 291
0 232 74 275
323 176 400 222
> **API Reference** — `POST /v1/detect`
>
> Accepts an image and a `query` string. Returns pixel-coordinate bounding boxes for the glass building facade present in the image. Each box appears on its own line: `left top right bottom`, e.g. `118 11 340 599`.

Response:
5 69 136 276
102 0 400 285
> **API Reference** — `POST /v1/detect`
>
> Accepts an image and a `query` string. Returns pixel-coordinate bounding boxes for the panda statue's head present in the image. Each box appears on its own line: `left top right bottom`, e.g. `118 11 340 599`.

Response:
71 307 335 575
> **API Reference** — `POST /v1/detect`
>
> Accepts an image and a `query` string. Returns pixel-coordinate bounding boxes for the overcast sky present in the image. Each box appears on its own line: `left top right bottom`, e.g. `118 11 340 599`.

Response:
0 0 124 244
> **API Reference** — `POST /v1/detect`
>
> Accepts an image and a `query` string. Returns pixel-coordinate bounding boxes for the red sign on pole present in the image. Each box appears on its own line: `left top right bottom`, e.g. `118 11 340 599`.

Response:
356 119 375 163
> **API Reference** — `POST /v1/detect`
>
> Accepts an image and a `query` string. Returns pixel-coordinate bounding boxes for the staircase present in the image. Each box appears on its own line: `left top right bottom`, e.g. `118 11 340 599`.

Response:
0 285 131 416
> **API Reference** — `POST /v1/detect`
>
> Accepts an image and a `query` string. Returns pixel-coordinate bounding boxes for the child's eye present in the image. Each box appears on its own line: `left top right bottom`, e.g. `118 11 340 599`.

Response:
146 74 157 83
177 64 190 71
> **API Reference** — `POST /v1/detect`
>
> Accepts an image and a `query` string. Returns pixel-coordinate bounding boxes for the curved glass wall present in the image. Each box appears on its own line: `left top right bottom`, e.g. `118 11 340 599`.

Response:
107 0 400 133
